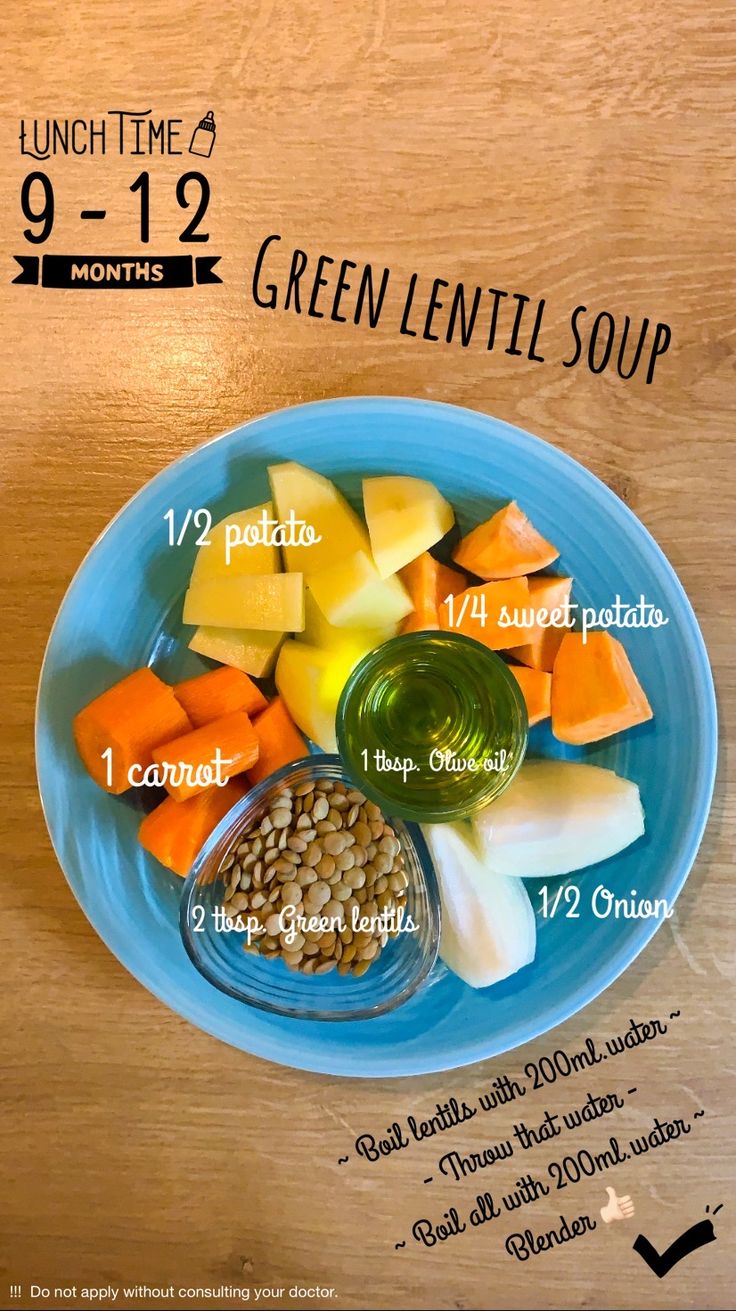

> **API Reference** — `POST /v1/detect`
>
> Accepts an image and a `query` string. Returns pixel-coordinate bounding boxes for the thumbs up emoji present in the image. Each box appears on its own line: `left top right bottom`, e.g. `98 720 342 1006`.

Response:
600 1185 635 1224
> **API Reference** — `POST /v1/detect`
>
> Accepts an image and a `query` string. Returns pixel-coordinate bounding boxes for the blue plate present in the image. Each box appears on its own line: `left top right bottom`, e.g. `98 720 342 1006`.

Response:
36 398 717 1077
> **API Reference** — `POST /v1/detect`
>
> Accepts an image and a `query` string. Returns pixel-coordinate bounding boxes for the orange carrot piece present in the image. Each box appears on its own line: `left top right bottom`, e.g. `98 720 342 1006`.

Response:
453 501 559 579
151 710 259 802
399 554 467 634
247 697 308 785
551 632 653 745
73 667 192 795
139 780 246 877
439 576 532 649
508 665 552 726
174 665 268 727
506 575 574 672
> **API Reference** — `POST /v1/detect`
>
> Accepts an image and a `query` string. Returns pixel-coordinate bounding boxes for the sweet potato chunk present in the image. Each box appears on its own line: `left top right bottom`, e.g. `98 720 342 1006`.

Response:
453 501 558 579
399 554 466 634
439 576 532 649
507 575 573 672
551 632 653 745
509 665 552 726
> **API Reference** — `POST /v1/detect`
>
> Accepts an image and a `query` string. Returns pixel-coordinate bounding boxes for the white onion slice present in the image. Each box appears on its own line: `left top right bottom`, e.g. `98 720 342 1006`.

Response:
472 760 645 879
423 822 536 988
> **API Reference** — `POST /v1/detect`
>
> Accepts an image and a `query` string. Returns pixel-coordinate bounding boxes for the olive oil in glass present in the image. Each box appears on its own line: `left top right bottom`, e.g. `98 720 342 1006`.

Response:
336 632 528 822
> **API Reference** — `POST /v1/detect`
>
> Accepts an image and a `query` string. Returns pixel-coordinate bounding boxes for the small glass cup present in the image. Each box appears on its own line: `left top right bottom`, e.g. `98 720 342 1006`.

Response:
179 755 441 1021
336 631 528 822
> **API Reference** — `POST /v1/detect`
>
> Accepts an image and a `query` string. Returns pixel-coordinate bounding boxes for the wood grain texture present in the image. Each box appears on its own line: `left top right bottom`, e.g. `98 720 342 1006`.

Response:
0 2 734 1309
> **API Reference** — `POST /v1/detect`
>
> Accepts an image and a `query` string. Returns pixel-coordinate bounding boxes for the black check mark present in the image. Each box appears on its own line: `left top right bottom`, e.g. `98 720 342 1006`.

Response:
633 1219 716 1278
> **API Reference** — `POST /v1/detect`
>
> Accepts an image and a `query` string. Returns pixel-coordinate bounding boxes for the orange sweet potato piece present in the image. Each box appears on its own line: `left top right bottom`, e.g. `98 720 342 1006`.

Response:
400 613 435 635
73 667 192 795
453 501 559 579
439 576 533 649
152 710 259 802
174 666 268 727
508 665 552 726
506 575 574 672
248 697 308 784
139 780 246 877
551 632 653 745
436 562 467 601
399 554 467 634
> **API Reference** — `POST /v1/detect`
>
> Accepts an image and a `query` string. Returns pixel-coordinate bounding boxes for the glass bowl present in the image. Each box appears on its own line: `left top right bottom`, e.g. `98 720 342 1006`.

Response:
179 755 441 1021
336 631 528 822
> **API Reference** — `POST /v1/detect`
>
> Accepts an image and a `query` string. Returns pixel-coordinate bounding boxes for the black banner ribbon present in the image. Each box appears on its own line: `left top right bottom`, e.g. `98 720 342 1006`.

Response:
12 254 221 288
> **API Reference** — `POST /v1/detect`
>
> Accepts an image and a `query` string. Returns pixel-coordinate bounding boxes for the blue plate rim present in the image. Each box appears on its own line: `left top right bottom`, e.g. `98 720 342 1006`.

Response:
35 396 719 1077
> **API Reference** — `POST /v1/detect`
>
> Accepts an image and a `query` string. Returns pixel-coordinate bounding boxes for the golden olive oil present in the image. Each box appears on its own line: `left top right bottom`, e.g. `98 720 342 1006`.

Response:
336 632 528 821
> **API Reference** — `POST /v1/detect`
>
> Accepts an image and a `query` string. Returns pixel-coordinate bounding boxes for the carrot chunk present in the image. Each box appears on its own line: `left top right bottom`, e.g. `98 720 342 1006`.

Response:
247 697 308 785
174 666 268 727
73 667 192 795
508 665 552 726
552 632 653 745
439 576 532 649
151 710 259 802
506 575 573 672
453 501 559 579
139 780 246 877
399 554 467 634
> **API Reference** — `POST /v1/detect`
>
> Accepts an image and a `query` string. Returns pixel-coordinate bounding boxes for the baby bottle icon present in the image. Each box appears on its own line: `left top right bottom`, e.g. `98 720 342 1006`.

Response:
189 110 216 158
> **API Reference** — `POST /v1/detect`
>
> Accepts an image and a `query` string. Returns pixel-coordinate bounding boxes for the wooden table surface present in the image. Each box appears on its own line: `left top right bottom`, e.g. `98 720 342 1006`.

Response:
1 3 734 1309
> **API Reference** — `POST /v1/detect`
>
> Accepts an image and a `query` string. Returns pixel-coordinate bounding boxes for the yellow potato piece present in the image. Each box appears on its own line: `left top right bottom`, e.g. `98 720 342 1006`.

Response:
309 551 412 629
363 475 455 578
276 641 340 751
190 502 279 582
276 639 367 752
268 461 369 574
302 585 397 651
183 574 304 632
188 626 283 678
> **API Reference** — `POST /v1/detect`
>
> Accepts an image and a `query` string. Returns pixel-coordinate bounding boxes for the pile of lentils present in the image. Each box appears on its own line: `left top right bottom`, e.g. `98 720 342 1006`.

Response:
221 778 409 976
